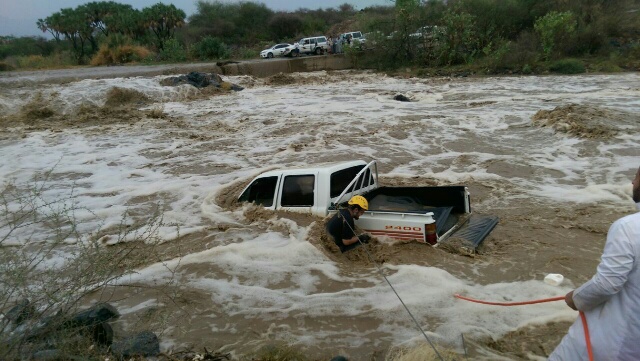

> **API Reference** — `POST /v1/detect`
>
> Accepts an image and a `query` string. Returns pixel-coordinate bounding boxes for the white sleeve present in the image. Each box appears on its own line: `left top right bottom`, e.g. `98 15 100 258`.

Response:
572 219 635 311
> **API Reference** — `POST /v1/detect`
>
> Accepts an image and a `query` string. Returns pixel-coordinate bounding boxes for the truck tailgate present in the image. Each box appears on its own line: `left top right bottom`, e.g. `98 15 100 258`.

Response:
442 214 499 254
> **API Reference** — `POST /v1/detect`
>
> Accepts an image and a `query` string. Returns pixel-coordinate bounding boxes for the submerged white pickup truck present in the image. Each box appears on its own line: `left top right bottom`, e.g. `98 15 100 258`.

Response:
238 160 498 252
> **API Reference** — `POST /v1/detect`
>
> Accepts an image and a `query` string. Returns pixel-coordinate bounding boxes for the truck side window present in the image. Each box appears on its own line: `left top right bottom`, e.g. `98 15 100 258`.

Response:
238 176 278 207
329 165 365 198
281 175 314 207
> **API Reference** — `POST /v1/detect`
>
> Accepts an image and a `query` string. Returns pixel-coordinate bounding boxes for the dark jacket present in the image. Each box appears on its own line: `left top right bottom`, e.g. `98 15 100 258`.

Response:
326 209 357 252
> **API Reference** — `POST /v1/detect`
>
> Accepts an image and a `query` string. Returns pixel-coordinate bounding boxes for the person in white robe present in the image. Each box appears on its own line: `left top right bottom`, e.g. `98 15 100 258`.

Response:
549 166 640 360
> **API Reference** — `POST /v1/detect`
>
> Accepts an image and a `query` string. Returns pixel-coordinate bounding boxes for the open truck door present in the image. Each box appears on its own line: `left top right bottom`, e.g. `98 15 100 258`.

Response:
332 160 378 207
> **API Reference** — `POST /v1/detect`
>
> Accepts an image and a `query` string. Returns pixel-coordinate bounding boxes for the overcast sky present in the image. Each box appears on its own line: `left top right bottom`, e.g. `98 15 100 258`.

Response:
0 0 393 37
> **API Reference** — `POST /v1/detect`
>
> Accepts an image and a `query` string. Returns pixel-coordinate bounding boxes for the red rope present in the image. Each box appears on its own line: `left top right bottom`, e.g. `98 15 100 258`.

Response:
579 311 594 361
453 294 594 361
454 294 564 306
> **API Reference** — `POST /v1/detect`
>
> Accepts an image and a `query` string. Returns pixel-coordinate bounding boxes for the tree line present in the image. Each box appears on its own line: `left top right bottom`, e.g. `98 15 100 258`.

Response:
35 1 186 63
359 0 639 72
0 0 638 72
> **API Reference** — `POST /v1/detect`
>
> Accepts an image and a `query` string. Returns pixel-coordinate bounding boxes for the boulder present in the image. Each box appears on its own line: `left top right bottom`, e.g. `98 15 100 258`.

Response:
6 299 35 325
69 303 119 327
91 322 114 346
394 94 411 102
160 72 243 91
25 303 117 341
111 331 160 358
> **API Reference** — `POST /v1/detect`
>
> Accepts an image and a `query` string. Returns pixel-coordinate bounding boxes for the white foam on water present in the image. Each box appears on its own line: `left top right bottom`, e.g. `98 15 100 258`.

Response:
113 231 575 351
2 71 640 356
2 70 637 240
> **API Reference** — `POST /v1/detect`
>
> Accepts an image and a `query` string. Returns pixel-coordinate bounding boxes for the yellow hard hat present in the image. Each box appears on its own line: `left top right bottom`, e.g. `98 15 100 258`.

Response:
348 195 369 210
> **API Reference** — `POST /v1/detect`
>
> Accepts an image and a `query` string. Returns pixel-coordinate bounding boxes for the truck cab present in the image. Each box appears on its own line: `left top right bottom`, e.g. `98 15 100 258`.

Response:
238 160 498 252
238 160 375 216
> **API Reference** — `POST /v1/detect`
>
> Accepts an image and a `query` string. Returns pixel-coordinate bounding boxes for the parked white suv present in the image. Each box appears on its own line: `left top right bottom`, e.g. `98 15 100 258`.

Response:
297 36 329 55
339 31 366 45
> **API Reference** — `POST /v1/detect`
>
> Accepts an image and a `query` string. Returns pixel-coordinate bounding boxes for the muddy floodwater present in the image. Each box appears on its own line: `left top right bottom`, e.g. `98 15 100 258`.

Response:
1 69 639 360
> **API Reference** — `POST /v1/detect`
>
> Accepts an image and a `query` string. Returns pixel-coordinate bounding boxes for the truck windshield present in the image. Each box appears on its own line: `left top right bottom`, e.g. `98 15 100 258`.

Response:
238 176 278 207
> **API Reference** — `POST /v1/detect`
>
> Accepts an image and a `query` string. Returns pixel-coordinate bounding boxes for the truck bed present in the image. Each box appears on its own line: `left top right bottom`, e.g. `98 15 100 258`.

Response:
365 186 469 214
360 186 497 252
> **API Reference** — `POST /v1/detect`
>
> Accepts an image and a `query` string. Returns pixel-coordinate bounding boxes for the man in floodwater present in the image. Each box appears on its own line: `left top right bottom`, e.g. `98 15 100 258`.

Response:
326 195 372 253
549 166 640 360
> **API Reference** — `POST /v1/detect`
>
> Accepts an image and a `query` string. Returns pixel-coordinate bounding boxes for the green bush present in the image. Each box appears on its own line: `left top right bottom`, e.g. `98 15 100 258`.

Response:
534 11 576 60
497 30 540 68
0 36 56 59
588 59 623 73
482 40 512 71
434 8 479 65
231 46 259 59
191 36 229 60
622 42 640 59
549 59 585 74
158 38 186 62
0 62 15 71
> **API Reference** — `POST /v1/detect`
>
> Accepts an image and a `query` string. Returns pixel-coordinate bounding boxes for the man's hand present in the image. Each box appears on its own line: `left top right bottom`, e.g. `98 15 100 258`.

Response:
565 290 577 310
358 234 371 243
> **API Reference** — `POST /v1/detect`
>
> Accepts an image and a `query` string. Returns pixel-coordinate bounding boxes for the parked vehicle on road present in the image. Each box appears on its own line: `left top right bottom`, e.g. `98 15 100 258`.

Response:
410 26 440 39
260 43 294 59
297 36 329 55
238 160 498 253
339 31 366 46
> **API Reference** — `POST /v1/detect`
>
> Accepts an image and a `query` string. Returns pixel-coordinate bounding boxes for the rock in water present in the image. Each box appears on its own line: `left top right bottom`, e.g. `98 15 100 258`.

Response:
159 72 245 91
111 331 160 357
6 299 35 325
70 303 119 327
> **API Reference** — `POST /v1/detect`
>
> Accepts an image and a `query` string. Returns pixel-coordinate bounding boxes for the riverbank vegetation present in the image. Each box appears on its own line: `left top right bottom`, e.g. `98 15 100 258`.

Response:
1 0 638 75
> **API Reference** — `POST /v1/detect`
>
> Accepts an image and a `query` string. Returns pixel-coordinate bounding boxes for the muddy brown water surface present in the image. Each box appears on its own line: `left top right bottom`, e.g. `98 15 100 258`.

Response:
1 69 639 360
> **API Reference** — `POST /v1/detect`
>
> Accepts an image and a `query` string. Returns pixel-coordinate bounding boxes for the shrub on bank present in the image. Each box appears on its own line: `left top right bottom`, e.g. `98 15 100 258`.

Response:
3 53 75 70
548 58 586 74
230 46 260 59
0 176 176 360
191 36 229 60
158 38 187 62
90 44 153 66
491 31 541 71
588 59 623 72
0 62 15 71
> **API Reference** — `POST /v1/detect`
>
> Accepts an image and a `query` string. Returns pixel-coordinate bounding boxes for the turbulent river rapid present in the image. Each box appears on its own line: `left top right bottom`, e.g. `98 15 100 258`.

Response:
1 69 639 360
